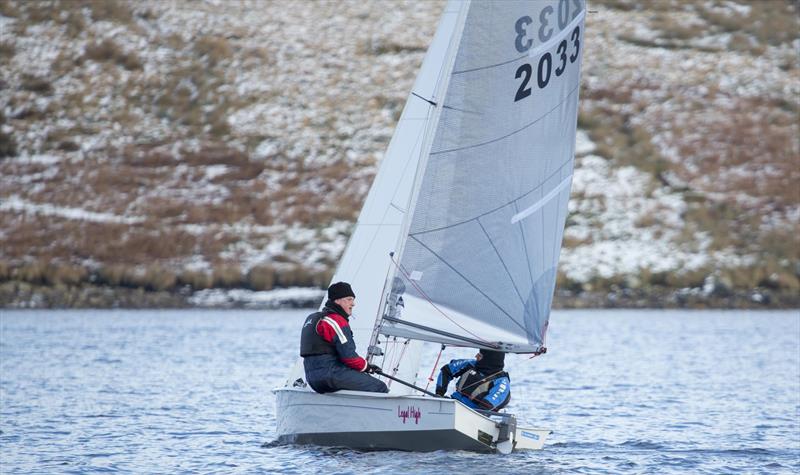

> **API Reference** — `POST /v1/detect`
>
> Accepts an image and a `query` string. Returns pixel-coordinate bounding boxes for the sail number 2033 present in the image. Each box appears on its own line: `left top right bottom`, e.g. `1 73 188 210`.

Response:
513 0 582 102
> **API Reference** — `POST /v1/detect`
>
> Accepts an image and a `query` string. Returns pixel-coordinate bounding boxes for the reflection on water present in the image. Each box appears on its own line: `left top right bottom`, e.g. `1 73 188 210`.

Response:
1 309 798 473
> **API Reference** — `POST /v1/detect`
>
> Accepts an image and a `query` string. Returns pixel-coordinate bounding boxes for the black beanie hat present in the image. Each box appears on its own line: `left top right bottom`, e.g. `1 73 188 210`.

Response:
328 281 355 300
476 348 505 374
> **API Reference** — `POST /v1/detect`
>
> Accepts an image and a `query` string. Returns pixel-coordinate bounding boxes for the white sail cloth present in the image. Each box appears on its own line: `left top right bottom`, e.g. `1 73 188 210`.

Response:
381 0 586 353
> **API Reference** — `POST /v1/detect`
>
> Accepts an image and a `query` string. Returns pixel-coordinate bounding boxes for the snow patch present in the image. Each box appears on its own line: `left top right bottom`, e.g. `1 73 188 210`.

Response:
0 195 145 224
189 287 325 308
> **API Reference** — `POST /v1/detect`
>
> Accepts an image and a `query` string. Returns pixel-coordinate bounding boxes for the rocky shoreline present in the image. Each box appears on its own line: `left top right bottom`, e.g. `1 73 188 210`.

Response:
1 281 796 311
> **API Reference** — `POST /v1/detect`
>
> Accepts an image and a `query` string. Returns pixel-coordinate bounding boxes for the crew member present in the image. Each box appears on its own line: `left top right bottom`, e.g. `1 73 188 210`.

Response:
435 348 510 411
300 282 388 393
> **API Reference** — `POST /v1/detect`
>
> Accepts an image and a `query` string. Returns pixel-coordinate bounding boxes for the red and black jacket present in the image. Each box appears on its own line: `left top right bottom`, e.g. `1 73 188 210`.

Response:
299 301 368 372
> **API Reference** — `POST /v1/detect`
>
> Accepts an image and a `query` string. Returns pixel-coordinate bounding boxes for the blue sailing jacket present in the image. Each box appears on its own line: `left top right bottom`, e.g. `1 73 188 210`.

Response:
435 358 511 411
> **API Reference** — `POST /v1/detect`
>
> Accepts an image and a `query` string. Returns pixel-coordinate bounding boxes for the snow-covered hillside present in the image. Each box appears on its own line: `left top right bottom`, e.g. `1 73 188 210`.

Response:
0 0 798 308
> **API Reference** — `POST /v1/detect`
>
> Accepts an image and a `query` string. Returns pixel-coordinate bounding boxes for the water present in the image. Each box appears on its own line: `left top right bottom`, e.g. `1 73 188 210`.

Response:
1 309 798 474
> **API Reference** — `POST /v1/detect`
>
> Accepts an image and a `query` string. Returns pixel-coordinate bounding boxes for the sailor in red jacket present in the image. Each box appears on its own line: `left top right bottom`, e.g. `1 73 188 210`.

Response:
300 282 388 393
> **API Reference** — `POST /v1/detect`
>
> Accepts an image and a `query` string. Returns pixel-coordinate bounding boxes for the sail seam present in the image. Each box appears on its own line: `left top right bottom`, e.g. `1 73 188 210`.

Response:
409 158 572 237
410 235 528 334
430 82 579 155
451 9 585 75
476 218 526 306
452 54 523 75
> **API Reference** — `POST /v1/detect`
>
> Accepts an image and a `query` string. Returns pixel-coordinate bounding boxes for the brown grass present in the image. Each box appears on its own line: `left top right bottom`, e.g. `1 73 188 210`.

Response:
213 265 243 288
84 39 142 71
698 1 798 47
578 102 668 177
247 265 276 291
194 35 232 67
359 38 426 56
591 0 638 12
85 0 132 24
0 112 16 158
10 0 134 38
20 74 53 95
668 97 798 213
651 13 700 41
0 41 14 58
177 270 213 290
144 56 233 138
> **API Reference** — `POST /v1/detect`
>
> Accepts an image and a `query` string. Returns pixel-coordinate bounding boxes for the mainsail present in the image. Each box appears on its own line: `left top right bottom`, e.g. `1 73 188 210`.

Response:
378 0 586 353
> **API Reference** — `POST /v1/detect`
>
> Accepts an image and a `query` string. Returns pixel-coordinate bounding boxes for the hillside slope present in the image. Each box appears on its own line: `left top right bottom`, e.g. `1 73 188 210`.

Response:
0 0 798 308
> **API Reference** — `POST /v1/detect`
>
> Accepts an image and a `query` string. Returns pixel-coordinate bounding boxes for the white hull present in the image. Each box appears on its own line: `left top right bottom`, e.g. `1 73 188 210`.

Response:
274 388 550 453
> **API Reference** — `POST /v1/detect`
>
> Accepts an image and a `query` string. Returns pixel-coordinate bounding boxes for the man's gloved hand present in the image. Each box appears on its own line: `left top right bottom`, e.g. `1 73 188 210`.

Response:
367 364 382 374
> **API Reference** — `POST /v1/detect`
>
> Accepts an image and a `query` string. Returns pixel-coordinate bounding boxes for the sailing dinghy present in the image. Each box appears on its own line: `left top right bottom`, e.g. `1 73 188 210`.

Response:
274 0 585 453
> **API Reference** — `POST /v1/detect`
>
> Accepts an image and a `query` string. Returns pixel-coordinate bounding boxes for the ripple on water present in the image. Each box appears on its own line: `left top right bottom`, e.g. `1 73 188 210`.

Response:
1 309 798 474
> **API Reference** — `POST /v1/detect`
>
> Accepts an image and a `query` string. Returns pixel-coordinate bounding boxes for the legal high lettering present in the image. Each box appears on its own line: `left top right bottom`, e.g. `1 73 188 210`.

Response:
397 405 422 424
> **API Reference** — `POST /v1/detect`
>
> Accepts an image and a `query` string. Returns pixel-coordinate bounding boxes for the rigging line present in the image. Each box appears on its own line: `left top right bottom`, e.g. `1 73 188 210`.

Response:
425 344 446 392
409 159 572 237
391 338 411 378
382 337 397 388
386 337 399 377
367 255 397 359
430 83 579 156
476 218 526 307
389 254 492 344
378 343 388 382
514 201 536 290
409 236 528 335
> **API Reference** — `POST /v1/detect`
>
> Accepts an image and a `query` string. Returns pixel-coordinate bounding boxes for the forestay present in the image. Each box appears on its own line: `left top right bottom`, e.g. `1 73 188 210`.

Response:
380 0 586 353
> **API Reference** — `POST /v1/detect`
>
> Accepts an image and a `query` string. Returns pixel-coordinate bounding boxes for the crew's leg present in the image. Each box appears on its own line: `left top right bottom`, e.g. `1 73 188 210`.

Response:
329 366 388 393
303 357 334 393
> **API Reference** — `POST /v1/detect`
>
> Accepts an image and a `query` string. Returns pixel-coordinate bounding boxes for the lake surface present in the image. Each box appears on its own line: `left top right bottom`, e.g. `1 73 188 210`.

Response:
1 309 798 474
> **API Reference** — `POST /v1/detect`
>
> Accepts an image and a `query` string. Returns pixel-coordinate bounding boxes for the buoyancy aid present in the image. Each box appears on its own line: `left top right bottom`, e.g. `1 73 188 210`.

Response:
299 311 337 357
455 369 510 407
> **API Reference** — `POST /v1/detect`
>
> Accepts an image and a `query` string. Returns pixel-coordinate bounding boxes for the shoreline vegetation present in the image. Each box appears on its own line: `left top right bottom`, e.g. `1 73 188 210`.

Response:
1 280 797 310
1 1 798 313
